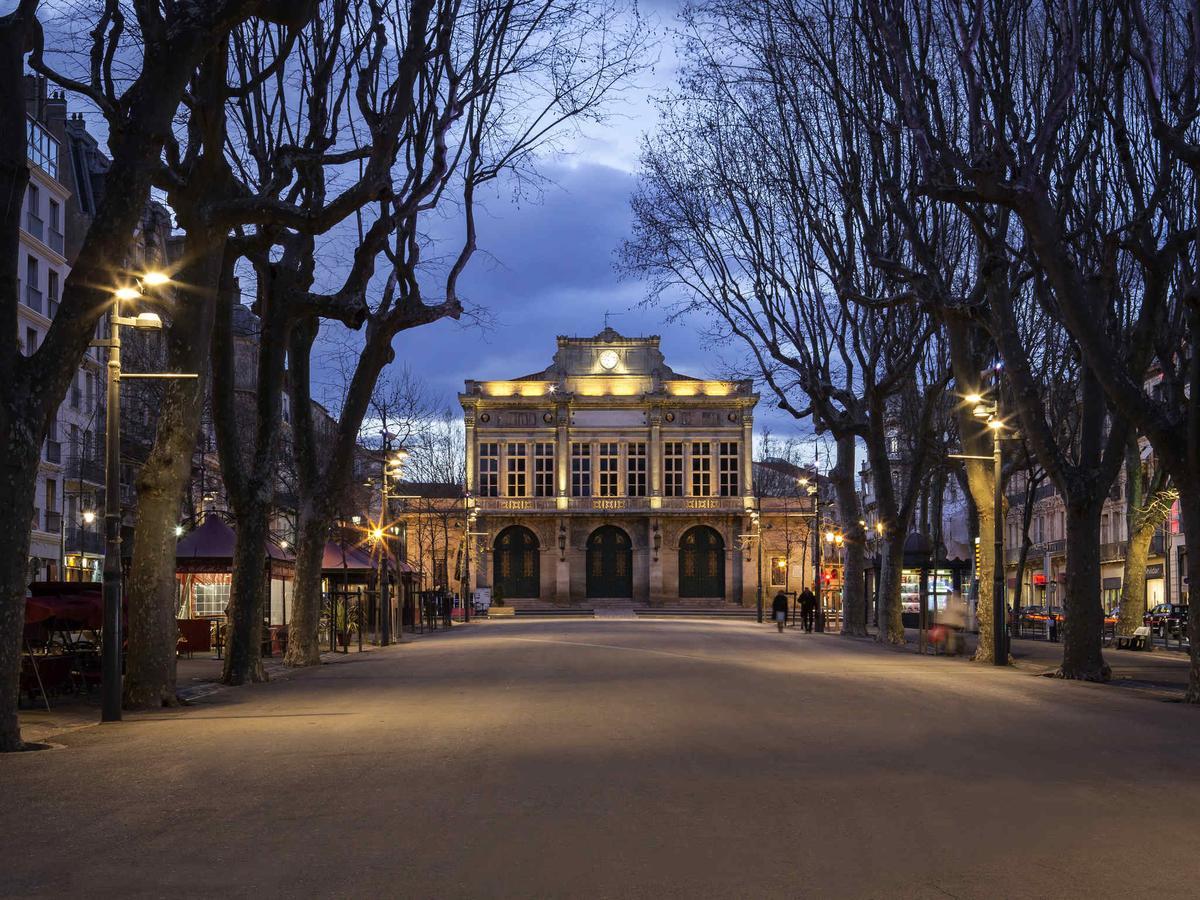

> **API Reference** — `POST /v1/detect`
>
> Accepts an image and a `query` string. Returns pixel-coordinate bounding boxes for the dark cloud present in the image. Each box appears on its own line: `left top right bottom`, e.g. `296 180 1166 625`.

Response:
378 159 799 436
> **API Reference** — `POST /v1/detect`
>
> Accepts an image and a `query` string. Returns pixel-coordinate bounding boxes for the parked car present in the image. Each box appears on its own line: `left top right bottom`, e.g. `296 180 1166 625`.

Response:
1144 603 1189 638
1018 606 1049 628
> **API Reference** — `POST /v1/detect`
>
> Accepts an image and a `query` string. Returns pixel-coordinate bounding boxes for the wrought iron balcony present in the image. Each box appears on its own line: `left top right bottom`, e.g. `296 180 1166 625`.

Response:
66 526 104 555
65 455 105 485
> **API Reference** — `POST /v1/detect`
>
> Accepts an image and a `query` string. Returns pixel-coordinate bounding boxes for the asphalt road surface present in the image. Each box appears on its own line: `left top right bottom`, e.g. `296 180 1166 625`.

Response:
3 619 1199 899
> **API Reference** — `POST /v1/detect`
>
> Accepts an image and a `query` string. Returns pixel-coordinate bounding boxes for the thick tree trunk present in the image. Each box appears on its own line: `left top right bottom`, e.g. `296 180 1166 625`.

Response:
1057 501 1110 681
971 492 999 664
123 240 222 708
284 510 326 666
829 433 867 635
1117 522 1154 637
123 483 187 709
0 8 40 752
877 536 905 644
0 437 41 751
222 502 270 685
1177 491 1200 703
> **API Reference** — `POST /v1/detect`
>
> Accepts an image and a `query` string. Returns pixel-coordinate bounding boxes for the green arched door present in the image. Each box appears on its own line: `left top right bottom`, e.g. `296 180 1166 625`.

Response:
586 525 633 598
679 526 725 598
493 526 540 600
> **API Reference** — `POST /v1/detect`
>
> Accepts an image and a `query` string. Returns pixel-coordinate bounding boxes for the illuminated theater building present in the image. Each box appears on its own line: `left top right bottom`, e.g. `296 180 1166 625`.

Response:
460 329 760 606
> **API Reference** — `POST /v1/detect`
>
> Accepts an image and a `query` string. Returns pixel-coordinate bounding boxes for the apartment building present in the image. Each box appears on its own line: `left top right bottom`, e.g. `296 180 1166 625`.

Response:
20 80 106 582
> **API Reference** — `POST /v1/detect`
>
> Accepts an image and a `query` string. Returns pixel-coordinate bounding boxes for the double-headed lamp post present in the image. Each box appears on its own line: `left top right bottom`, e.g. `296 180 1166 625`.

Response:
96 272 196 722
953 382 1007 667
373 445 409 646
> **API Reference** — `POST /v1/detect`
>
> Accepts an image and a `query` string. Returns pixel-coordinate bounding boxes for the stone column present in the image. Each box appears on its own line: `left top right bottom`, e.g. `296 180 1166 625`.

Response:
649 406 663 497
741 409 754 498
464 408 476 494
556 402 569 500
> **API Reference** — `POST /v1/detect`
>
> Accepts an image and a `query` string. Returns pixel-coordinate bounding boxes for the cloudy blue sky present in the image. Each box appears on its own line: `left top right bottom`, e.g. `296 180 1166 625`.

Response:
333 0 802 438
20 0 807 439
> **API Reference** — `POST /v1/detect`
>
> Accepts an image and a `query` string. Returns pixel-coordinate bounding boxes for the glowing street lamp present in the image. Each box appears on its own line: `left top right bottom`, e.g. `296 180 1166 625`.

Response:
950 368 1007 666
95 271 197 723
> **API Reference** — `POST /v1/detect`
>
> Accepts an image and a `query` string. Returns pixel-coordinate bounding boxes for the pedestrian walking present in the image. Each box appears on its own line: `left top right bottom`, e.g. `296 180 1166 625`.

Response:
799 587 817 633
936 591 968 656
771 592 789 632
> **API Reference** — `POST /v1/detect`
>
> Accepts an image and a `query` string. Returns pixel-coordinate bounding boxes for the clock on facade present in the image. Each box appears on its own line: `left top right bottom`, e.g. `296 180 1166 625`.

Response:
598 349 619 370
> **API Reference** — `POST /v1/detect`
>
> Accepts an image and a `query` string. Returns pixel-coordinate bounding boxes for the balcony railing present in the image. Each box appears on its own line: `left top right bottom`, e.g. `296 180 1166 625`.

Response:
658 495 745 512
47 227 63 254
473 496 559 512
569 496 651 512
66 526 104 555
469 495 748 514
44 440 61 464
25 284 42 314
44 510 62 533
1099 542 1125 563
25 211 44 241
66 455 105 485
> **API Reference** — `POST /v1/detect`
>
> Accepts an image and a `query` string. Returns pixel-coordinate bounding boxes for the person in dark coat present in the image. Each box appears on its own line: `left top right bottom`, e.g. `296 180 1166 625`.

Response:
771 592 789 632
799 587 817 633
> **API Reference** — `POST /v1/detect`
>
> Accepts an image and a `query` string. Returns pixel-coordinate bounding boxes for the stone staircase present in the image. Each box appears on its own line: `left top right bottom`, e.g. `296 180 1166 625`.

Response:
499 598 752 619
588 598 637 619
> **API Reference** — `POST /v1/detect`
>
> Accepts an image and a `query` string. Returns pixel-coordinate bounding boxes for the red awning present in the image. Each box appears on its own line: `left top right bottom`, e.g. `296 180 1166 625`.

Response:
175 516 294 573
25 589 104 628
321 542 376 572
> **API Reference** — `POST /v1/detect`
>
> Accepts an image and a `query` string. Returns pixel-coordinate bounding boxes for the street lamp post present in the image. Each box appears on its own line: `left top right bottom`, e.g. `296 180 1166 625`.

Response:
95 272 193 722
954 372 1007 666
812 483 822 626
462 492 471 623
754 509 763 623
375 443 408 646
991 407 1005 667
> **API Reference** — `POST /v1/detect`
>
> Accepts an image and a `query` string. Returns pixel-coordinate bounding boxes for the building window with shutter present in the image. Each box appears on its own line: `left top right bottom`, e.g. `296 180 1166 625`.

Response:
571 442 592 497
719 441 739 496
626 442 646 496
691 441 712 496
478 442 499 497
664 441 684 497
506 442 527 497
598 442 619 496
533 442 555 497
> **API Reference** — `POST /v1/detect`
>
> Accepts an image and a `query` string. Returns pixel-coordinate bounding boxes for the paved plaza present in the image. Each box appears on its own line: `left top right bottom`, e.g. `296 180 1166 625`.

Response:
3 619 1199 898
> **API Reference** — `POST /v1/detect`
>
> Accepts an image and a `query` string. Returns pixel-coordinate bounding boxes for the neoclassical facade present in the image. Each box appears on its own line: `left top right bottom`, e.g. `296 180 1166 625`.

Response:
460 329 759 605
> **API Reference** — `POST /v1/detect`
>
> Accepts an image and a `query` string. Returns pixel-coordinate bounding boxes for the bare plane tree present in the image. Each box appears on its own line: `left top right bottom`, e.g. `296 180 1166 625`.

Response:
0 0 314 751
864 0 1169 681
282 0 647 666
625 0 953 641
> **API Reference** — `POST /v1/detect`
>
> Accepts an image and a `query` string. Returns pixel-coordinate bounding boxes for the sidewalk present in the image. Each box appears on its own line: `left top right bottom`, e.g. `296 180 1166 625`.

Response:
17 625 468 745
890 626 1193 697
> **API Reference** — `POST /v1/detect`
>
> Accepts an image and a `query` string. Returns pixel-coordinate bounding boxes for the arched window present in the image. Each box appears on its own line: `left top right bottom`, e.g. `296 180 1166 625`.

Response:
679 526 725 598
493 526 540 600
586 525 633 598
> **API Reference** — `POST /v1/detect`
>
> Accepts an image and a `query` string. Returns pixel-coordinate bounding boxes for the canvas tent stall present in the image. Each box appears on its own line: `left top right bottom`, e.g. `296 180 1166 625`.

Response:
174 516 295 625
